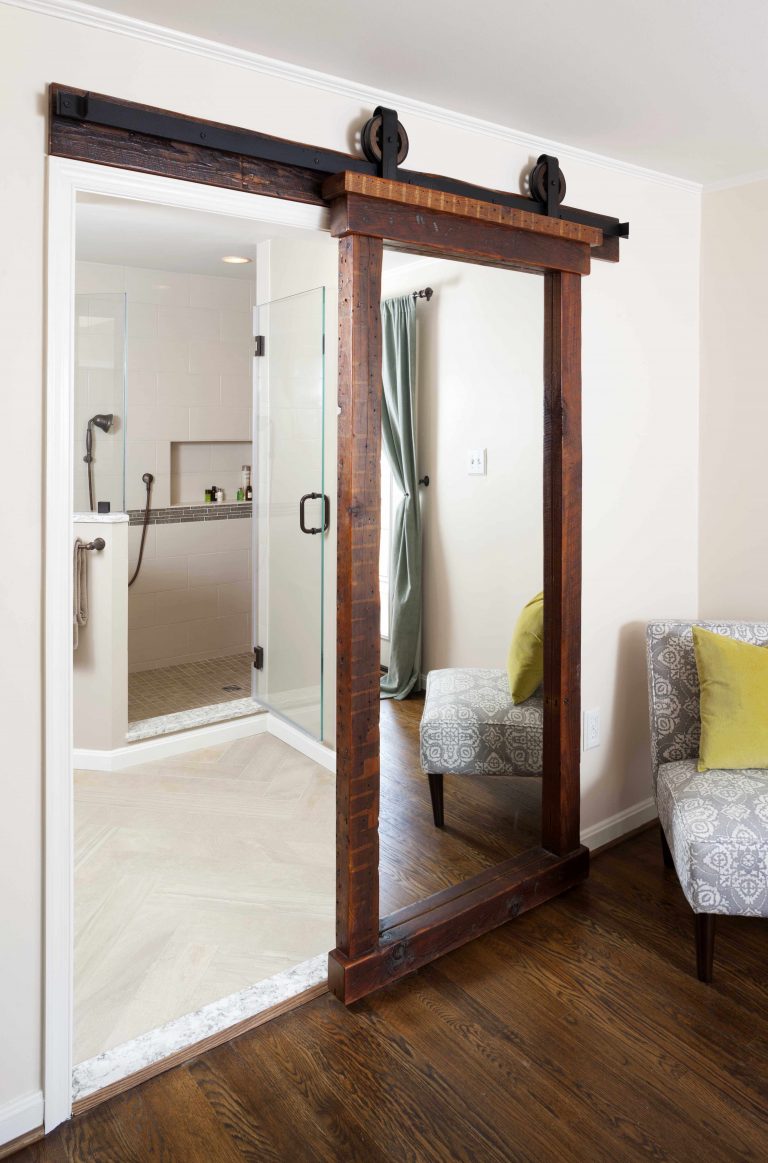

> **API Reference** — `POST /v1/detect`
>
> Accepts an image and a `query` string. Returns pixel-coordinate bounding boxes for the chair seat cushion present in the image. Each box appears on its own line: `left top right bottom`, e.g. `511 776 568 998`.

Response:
657 759 768 916
419 668 543 777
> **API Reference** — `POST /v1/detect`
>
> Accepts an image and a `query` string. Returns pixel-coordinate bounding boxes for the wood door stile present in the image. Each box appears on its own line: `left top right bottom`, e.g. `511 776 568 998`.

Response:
333 233 384 964
543 271 582 856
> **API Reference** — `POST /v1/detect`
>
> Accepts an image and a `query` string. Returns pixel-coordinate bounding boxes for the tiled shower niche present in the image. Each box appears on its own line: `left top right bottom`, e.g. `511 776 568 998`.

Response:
170 440 253 507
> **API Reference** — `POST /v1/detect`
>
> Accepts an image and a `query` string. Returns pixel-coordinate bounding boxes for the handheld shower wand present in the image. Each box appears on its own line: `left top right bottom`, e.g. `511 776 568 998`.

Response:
128 472 154 588
84 413 114 511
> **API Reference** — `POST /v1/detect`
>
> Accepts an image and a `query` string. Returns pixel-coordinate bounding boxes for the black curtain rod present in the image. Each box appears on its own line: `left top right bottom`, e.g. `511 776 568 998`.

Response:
412 287 434 302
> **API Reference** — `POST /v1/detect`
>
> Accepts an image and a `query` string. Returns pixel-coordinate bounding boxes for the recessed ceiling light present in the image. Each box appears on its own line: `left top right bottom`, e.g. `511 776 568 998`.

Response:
221 255 252 265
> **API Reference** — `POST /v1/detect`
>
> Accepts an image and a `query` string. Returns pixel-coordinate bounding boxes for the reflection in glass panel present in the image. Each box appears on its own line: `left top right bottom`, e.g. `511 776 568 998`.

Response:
378 253 544 914
73 292 127 513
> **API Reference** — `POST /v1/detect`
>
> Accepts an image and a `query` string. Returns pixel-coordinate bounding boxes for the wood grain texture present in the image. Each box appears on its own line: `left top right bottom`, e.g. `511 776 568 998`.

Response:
542 270 583 856
322 171 603 245
21 830 768 1163
71 980 328 1118
330 846 589 1004
327 193 592 276
333 233 384 963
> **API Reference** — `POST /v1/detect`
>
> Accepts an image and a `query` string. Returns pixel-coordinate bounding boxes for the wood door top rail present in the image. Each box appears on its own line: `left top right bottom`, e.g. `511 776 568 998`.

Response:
322 172 603 247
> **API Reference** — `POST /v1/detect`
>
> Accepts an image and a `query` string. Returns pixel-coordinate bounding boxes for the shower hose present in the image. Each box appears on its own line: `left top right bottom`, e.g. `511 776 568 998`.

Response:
128 472 154 588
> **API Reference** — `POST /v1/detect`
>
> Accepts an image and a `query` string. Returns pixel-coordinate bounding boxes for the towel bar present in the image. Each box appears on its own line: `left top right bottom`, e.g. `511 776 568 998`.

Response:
83 538 105 551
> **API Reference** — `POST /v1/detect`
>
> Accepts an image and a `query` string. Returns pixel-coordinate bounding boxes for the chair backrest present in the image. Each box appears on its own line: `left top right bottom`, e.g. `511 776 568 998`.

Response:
646 620 768 788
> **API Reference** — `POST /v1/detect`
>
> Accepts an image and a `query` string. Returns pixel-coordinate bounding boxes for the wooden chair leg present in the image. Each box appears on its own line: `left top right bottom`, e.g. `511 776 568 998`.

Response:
695 914 716 983
660 824 674 869
427 773 444 828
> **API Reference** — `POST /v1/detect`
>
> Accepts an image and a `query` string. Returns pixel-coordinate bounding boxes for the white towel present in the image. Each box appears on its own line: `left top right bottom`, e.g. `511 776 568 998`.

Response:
73 538 88 650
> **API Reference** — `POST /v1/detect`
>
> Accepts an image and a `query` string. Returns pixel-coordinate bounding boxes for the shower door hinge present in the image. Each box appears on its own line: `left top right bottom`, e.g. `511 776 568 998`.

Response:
253 645 264 670
254 335 265 357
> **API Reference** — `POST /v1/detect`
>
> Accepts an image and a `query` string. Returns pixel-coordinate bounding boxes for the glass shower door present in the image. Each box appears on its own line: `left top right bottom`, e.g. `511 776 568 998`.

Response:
252 287 326 740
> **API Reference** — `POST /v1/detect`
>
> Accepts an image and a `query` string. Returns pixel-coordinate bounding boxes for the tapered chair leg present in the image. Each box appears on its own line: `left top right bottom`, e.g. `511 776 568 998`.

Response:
660 824 674 869
695 914 716 983
427 772 444 828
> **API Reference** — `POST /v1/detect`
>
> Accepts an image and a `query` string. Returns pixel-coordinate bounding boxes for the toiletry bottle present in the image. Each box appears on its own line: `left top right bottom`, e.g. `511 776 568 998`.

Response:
237 487 244 502
241 465 250 495
205 489 212 503
245 481 253 502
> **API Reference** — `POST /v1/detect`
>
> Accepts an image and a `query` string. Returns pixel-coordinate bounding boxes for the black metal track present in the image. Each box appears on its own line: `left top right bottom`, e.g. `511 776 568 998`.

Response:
54 90 629 239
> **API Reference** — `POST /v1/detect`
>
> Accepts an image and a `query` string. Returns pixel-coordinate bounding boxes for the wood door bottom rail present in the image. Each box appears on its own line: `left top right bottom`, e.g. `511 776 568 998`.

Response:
328 845 589 1003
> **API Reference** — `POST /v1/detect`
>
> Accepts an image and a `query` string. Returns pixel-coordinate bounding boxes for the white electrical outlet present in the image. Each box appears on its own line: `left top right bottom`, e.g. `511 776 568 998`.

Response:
468 448 486 475
583 708 600 750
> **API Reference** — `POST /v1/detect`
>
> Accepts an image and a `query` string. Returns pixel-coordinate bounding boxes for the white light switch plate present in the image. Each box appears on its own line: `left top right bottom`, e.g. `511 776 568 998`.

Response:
468 449 486 475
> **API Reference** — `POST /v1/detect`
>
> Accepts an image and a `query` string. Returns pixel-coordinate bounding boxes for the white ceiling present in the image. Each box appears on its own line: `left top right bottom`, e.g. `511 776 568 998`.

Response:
76 193 418 275
76 193 308 275
85 0 768 184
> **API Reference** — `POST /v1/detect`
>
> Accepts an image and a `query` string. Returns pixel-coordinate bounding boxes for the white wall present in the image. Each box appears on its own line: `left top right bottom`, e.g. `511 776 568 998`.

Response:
73 516 128 749
75 261 253 511
381 257 543 674
127 515 252 673
699 179 768 619
0 0 701 1135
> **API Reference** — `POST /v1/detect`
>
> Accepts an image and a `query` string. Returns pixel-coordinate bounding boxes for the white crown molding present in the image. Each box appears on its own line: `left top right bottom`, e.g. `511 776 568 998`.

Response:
704 169 768 194
5 0 703 193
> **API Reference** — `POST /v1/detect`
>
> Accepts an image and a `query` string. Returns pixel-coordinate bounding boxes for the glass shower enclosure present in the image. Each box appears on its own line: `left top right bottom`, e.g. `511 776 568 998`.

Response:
73 292 127 513
252 287 326 741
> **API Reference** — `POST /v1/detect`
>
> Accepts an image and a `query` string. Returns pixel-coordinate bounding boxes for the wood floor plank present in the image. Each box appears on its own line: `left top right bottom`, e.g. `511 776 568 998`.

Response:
22 826 768 1162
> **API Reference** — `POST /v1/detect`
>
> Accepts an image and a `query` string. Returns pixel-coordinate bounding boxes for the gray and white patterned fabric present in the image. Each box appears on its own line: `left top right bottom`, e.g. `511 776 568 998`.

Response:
657 760 768 917
647 620 768 917
419 668 543 777
646 620 768 790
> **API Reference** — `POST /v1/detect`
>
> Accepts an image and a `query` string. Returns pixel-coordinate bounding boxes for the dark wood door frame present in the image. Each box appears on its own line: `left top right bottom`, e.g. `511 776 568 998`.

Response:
47 87 626 1006
326 173 597 1003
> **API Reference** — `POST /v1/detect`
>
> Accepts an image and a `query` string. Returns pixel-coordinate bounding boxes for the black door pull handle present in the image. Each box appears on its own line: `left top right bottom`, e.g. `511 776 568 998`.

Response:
299 492 330 534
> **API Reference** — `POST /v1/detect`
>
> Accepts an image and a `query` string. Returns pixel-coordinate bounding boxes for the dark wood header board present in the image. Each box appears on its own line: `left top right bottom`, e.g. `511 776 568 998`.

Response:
48 85 626 1004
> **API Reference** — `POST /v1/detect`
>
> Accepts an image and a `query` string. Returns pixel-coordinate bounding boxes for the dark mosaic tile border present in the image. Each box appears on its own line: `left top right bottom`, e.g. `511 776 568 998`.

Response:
128 503 252 526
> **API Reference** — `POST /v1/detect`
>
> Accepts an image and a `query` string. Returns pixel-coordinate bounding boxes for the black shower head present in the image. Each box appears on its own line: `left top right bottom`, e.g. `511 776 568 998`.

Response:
89 413 114 433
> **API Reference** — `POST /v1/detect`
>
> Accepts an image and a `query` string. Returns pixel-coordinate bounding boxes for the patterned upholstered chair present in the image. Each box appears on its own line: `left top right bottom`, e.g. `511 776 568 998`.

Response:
646 621 768 981
419 668 543 828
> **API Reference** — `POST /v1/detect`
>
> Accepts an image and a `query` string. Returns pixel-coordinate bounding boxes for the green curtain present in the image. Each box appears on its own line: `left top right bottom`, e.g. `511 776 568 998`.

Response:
380 294 422 700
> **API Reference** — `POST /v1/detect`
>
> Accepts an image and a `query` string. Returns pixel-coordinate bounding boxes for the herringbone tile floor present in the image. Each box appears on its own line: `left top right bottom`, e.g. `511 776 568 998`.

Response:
74 731 334 1063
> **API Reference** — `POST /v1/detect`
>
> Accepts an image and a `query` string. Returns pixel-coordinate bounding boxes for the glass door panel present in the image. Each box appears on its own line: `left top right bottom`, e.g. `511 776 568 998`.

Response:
252 287 325 739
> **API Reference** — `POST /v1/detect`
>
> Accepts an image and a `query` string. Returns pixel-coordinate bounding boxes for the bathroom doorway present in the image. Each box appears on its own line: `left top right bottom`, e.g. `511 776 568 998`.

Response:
52 163 338 1120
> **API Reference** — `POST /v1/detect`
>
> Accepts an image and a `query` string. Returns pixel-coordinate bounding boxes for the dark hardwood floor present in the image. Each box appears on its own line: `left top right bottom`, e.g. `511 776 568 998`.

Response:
380 694 541 914
17 827 768 1162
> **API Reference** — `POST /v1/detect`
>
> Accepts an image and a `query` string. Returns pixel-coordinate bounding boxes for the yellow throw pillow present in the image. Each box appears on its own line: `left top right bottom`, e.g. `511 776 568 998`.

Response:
692 626 768 771
507 592 544 704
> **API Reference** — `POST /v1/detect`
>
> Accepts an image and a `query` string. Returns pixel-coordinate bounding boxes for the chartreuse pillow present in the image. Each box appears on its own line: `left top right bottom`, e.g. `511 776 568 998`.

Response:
507 591 544 704
692 626 768 771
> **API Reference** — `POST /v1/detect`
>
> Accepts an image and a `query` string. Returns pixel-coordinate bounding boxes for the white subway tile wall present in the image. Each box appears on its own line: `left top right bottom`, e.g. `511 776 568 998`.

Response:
126 514 252 672
77 262 255 672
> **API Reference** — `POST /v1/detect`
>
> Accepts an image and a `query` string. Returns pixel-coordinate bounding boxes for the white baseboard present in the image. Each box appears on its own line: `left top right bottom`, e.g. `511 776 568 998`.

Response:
74 713 268 770
73 711 336 773
266 713 336 772
0 1091 43 1149
581 797 657 851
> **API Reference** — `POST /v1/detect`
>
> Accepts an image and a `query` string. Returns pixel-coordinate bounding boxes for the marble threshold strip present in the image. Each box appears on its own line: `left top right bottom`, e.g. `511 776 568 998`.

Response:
127 696 263 742
72 953 328 1111
127 502 252 526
